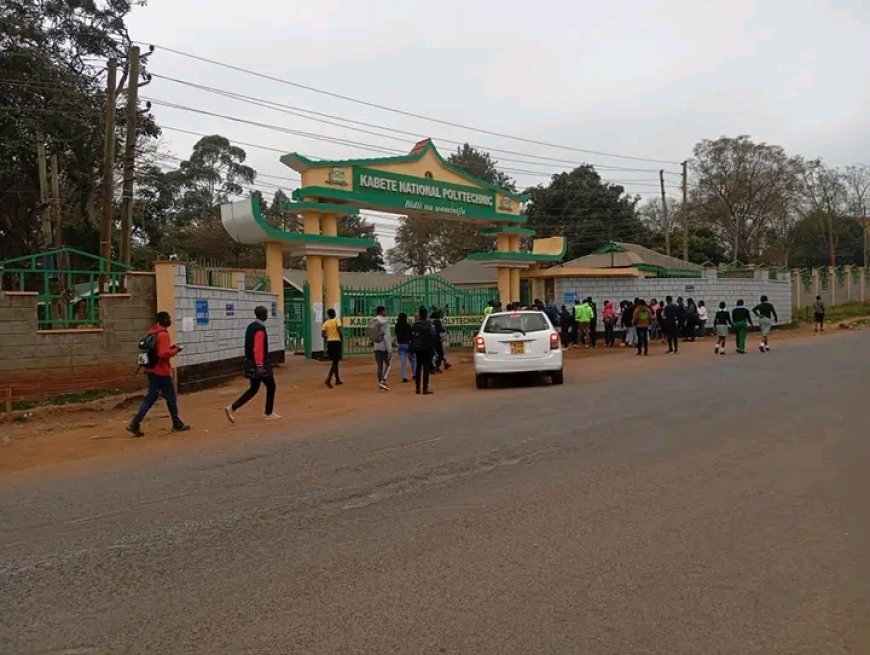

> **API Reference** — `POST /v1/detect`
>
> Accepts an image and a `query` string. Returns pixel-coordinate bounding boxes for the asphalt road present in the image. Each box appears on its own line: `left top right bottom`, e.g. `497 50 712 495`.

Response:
2 333 868 654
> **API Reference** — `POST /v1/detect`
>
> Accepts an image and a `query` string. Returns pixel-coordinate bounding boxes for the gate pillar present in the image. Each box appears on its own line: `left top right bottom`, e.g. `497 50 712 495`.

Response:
320 213 341 317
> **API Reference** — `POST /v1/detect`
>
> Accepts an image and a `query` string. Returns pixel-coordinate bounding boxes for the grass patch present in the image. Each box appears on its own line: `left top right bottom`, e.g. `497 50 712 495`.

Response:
0 388 124 414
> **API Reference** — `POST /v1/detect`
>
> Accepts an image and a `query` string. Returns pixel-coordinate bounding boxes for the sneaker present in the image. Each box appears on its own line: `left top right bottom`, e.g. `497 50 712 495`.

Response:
423 390 434 395
715 346 720 354
325 379 333 389
378 381 389 391
126 421 144 438
720 349 726 355
225 406 236 423
263 413 281 420
335 380 343 386
402 378 409 383
172 423 191 433
758 344 765 353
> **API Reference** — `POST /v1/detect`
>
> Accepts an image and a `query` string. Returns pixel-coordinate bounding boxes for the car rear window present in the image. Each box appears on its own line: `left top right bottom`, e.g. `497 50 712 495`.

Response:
483 313 550 334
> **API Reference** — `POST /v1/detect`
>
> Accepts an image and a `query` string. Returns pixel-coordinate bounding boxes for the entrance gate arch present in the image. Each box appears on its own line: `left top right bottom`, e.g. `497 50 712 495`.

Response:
221 138 565 356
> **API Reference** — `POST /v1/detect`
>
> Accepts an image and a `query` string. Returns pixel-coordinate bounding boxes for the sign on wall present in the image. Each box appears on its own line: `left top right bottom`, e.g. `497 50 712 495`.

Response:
271 301 277 318
225 303 235 317
195 299 209 325
563 292 578 304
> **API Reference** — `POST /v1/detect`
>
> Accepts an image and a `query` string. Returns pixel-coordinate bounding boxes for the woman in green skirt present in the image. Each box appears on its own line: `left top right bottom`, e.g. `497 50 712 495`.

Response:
731 299 753 354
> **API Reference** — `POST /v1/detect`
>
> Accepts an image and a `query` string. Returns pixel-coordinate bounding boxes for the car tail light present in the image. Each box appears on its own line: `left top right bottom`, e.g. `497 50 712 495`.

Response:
549 331 560 350
475 336 486 353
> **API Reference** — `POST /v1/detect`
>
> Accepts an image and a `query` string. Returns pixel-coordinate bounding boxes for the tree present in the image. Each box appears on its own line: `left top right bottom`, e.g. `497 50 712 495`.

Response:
387 144 515 273
799 161 848 266
0 0 156 259
524 165 642 261
690 136 803 262
339 216 385 272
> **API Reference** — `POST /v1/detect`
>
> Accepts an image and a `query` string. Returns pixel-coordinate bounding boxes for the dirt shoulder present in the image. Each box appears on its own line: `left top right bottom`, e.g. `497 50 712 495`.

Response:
0 320 861 478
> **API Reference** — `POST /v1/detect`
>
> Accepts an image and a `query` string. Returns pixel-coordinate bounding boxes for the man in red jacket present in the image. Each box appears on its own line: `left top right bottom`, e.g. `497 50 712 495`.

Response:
127 311 190 437
225 305 280 422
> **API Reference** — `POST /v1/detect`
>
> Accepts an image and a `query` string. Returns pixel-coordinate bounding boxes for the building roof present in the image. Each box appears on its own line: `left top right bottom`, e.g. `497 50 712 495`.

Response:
561 241 703 273
438 258 498 287
283 269 411 292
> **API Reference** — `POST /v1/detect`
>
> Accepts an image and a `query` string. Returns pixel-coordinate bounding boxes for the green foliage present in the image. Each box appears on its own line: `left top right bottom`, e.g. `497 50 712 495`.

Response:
524 165 642 261
339 215 385 272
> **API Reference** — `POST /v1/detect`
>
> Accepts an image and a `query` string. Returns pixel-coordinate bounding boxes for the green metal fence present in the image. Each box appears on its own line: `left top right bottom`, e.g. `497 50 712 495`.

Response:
0 248 130 330
340 276 497 355
284 293 305 353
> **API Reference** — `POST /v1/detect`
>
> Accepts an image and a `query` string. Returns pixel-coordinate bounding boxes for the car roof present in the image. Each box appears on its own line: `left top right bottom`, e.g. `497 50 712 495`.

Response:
486 310 546 317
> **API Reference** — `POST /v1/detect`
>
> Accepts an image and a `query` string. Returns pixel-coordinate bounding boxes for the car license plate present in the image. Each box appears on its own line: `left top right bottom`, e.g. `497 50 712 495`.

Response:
510 342 525 355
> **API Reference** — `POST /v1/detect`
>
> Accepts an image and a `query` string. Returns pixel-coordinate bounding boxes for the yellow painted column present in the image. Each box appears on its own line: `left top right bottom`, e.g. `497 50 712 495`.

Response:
320 213 341 316
153 261 177 344
498 267 511 307
302 211 324 352
265 242 284 316
510 268 520 304
508 235 521 302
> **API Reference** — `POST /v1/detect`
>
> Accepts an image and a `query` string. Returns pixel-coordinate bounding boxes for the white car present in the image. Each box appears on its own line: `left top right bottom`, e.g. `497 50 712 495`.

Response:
473 310 564 389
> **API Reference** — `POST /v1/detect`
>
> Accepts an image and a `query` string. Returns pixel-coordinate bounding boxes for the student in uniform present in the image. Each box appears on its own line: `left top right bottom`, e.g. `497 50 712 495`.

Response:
752 295 778 352
322 308 343 388
713 302 732 355
731 299 753 354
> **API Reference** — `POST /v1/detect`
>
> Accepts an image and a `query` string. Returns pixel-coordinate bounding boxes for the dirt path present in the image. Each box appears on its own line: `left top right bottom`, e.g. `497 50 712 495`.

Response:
0 322 853 477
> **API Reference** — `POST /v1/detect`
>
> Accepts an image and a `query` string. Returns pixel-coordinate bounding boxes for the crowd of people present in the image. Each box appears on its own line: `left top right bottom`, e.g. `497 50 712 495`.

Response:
125 292 823 436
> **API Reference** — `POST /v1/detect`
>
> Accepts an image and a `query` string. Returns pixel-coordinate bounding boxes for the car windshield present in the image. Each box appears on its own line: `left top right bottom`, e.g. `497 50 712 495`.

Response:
484 313 549 334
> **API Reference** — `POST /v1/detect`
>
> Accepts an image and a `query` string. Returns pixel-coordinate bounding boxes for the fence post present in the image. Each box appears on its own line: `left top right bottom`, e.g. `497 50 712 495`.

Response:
830 268 836 306
845 265 853 302
812 268 820 300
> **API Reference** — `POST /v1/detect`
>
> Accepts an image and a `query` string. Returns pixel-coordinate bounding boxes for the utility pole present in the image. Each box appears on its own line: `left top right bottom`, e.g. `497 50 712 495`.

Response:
50 154 67 293
119 46 140 266
99 58 118 287
681 160 689 262
864 215 869 270
36 132 52 246
660 169 671 257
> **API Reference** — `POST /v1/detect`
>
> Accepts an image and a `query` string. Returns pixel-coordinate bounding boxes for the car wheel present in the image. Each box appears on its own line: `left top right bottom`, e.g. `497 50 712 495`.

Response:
475 374 488 389
551 369 564 385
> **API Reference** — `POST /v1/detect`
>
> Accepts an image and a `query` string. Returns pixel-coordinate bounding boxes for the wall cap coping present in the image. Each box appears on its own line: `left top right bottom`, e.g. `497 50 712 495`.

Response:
2 291 40 296
37 328 105 335
127 271 156 277
100 293 132 298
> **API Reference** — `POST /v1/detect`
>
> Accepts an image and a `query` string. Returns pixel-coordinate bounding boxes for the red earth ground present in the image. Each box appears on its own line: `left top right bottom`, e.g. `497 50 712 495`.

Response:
0 322 857 477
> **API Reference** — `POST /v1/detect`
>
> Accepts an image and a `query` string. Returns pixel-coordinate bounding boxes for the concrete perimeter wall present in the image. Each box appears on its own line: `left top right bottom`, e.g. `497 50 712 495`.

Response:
791 266 869 314
554 269 793 324
0 273 156 402
163 263 285 393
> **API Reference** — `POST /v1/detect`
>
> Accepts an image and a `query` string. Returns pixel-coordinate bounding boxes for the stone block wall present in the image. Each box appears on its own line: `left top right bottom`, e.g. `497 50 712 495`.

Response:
554 270 793 324
0 272 156 402
166 264 285 392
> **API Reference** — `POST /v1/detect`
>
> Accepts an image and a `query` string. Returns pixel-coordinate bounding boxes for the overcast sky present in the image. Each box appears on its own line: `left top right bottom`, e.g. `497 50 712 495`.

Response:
128 0 870 247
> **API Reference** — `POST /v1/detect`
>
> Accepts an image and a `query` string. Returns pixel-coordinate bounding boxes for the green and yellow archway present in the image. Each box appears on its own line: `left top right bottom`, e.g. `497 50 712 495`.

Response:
221 138 565 341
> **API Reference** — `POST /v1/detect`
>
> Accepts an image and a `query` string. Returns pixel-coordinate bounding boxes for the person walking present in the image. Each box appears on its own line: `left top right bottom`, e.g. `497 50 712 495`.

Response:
559 304 573 347
621 299 637 348
654 299 666 343
731 299 753 354
545 297 559 327
648 298 660 342
602 300 617 347
684 298 699 342
713 302 732 354
395 312 415 383
632 299 653 356
410 306 436 395
432 310 451 372
370 306 392 390
752 295 778 352
127 311 190 437
675 297 687 340
697 300 708 337
322 308 343 388
225 305 280 423
662 296 680 354
813 296 826 333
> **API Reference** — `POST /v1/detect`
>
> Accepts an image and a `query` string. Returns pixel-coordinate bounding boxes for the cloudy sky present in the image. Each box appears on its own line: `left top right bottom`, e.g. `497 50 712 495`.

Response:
128 0 870 247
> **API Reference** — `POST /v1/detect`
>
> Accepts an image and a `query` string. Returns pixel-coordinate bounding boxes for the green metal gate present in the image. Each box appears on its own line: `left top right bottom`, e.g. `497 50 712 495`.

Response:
340 276 497 355
284 283 311 355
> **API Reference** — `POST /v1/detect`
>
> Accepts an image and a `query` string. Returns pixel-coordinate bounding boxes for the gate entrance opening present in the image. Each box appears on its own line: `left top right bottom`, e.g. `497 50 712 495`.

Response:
221 138 565 356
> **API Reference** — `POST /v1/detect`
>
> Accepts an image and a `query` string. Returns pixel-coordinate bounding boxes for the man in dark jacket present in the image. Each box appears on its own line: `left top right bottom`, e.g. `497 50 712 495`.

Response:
411 306 437 395
225 306 280 422
662 296 680 354
127 311 190 437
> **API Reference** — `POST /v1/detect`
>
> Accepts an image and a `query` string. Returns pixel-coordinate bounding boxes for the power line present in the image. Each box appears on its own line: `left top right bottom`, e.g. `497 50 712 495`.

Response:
149 73 680 175
140 42 682 165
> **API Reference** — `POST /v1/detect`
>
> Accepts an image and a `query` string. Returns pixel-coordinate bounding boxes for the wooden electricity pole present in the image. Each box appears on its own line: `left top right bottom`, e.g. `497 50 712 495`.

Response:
50 154 66 291
119 46 140 266
660 169 671 257
681 160 689 262
36 132 52 246
99 58 118 284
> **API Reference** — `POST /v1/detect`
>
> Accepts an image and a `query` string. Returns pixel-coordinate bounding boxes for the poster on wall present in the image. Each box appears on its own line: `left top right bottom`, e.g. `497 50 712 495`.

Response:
225 303 235 316
195 299 209 325
182 316 194 332
563 292 578 304
271 301 277 318
313 302 324 323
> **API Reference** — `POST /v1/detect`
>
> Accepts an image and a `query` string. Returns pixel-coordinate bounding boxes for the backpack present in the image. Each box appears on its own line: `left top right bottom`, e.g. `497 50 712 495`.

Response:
366 318 385 344
636 308 651 323
410 320 432 352
137 333 157 369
